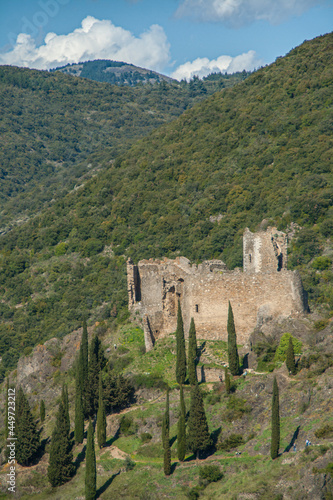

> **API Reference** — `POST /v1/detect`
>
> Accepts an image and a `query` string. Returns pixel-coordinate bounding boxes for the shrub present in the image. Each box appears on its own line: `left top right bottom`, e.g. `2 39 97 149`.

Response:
119 416 138 436
311 256 331 270
223 396 251 421
314 424 333 439
199 464 223 485
54 242 68 256
130 373 168 391
274 333 302 362
124 456 135 471
140 432 152 444
218 433 244 451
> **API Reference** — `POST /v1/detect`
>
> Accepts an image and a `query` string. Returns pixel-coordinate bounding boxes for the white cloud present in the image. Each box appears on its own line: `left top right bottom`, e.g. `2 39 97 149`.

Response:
0 16 170 72
175 0 323 27
171 50 262 81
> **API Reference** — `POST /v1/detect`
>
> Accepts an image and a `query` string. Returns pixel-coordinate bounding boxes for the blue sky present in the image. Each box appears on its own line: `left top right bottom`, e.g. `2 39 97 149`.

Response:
0 0 332 80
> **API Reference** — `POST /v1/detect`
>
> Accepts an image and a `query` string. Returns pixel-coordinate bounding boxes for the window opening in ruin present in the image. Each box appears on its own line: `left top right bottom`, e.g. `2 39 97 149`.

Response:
249 254 252 263
195 304 199 313
134 267 141 301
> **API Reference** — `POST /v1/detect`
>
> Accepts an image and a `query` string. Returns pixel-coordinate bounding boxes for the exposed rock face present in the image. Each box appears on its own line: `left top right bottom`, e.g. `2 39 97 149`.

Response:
127 228 308 350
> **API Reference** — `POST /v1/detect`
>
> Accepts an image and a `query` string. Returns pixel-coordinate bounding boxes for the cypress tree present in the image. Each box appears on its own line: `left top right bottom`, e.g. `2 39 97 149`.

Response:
87 335 106 416
162 389 170 448
85 419 96 500
75 361 84 444
162 390 171 476
48 399 74 486
97 373 106 449
286 336 297 375
187 384 212 459
16 387 40 466
224 367 231 395
40 399 45 423
188 318 198 386
80 318 89 415
227 302 240 376
177 384 186 462
62 384 70 437
271 377 280 460
176 301 186 385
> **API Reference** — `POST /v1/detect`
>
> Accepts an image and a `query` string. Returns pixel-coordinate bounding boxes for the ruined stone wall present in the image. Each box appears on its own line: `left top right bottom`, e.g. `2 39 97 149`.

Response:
127 227 307 349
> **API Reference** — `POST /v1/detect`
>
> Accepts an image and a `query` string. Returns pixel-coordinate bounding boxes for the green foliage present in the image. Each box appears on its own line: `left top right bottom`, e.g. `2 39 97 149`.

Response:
199 464 223 485
129 373 168 391
218 433 244 451
177 384 186 462
274 333 302 362
188 318 198 386
140 432 152 444
314 424 333 439
286 337 297 375
47 400 74 486
74 367 84 444
85 420 96 500
103 372 135 414
124 456 136 471
271 377 280 460
86 335 107 416
40 399 45 423
119 416 138 437
162 389 171 476
15 387 40 466
227 302 240 376
176 302 187 385
54 242 68 256
225 367 231 394
224 395 252 421
312 256 332 270
187 384 212 458
162 389 170 449
97 373 106 448
0 34 332 368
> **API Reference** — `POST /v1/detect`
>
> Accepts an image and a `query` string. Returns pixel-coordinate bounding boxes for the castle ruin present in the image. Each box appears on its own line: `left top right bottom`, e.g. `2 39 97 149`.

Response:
127 227 308 350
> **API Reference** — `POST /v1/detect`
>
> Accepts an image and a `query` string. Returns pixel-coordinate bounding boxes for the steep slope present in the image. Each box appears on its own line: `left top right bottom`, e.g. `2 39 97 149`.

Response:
0 66 246 230
0 33 332 377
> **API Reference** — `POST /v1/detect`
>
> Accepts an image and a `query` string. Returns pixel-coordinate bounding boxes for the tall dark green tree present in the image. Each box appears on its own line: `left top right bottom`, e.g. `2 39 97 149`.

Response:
74 361 84 444
188 318 198 386
177 384 186 462
162 389 171 476
227 302 240 376
286 337 297 375
176 301 187 385
48 400 74 486
40 399 45 423
80 318 89 415
97 373 106 449
271 377 280 460
87 335 106 416
162 389 170 448
62 384 70 437
85 419 96 500
187 384 212 459
224 367 231 395
16 387 40 466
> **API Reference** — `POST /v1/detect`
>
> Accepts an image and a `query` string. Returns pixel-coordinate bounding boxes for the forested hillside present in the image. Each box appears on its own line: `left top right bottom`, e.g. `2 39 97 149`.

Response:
0 33 332 379
0 66 246 230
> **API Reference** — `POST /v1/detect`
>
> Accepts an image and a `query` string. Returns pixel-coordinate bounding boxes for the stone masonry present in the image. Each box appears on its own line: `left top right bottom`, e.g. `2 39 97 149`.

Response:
127 227 308 351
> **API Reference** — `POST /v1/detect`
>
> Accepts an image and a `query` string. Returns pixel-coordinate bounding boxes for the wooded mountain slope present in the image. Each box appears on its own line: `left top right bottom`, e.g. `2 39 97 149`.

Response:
0 66 246 229
0 33 332 378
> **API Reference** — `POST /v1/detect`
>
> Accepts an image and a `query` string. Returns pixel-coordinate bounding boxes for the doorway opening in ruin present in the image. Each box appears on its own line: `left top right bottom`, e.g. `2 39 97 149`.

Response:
277 253 283 272
134 267 141 301
164 285 176 317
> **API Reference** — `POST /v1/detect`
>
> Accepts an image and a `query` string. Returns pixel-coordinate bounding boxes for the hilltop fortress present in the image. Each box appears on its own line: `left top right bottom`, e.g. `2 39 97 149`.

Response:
127 228 308 351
